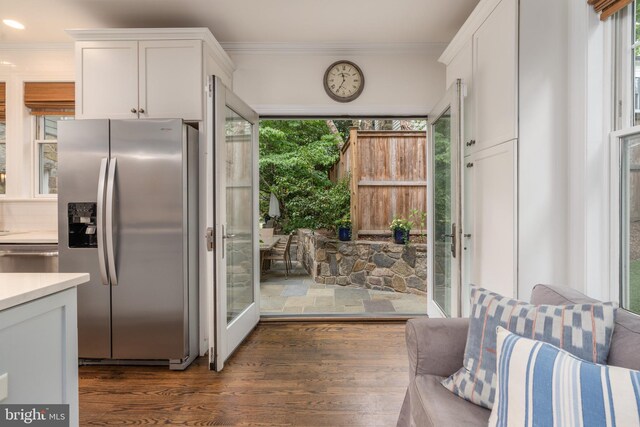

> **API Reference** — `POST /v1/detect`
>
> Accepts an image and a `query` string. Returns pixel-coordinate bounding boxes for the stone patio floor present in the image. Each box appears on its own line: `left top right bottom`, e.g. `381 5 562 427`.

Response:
260 261 428 315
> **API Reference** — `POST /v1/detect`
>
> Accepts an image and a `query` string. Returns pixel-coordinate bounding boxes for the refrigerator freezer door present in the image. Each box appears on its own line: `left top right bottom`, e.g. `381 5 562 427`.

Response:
109 119 187 360
57 119 112 359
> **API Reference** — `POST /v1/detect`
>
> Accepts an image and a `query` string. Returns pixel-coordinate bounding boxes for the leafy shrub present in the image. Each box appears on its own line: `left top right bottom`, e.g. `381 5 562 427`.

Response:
259 120 350 234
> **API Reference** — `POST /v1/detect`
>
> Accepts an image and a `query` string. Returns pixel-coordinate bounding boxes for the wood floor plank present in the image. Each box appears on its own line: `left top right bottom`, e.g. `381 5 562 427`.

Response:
80 322 408 426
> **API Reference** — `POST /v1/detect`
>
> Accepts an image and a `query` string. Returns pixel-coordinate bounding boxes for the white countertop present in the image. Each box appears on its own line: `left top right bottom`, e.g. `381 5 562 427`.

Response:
0 273 89 311
0 231 58 244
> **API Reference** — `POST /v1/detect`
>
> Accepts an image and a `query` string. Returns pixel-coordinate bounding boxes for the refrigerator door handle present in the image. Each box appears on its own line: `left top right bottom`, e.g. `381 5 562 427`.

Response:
106 157 118 285
97 158 109 285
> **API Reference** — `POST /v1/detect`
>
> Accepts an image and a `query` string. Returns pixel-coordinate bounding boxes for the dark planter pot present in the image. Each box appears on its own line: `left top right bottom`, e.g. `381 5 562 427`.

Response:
338 226 352 241
393 228 409 244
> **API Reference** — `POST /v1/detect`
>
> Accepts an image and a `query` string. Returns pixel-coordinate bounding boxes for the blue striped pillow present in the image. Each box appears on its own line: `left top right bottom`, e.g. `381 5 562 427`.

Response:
489 327 640 427
442 287 616 409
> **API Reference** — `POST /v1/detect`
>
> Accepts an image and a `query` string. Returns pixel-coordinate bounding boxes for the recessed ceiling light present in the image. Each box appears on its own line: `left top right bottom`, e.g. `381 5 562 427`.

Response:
3 19 25 30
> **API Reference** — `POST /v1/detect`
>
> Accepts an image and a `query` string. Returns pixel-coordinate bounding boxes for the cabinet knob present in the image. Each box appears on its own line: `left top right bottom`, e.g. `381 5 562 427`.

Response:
131 108 137 114
466 162 474 168
466 140 476 147
139 108 145 114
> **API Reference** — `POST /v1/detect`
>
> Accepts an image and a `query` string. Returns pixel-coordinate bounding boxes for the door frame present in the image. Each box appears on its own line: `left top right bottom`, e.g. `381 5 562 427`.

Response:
210 76 260 371
427 79 463 318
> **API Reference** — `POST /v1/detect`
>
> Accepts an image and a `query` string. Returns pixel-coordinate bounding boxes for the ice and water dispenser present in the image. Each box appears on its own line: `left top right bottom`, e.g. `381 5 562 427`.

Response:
67 203 97 248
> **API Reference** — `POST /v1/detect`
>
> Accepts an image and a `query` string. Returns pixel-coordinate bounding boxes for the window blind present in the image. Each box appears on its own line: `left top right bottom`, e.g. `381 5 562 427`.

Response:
589 0 633 21
0 82 5 122
24 82 75 116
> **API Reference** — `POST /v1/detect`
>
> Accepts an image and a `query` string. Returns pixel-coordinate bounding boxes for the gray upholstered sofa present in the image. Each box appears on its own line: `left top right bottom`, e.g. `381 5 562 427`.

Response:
397 284 640 427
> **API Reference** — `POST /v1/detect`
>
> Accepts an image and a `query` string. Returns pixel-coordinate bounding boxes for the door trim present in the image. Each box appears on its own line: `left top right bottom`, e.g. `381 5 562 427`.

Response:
427 79 463 318
211 76 260 371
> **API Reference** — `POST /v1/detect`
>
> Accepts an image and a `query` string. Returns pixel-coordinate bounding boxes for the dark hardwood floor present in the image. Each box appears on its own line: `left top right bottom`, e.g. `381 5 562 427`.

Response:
79 322 409 426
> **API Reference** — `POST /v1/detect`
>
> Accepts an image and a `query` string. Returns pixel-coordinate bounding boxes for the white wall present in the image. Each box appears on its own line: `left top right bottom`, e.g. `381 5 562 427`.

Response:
566 0 614 301
518 0 613 300
226 44 446 116
0 44 74 231
517 0 570 299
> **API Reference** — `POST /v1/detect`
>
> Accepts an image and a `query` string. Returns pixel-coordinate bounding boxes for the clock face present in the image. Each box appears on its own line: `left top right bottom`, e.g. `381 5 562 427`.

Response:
324 61 364 102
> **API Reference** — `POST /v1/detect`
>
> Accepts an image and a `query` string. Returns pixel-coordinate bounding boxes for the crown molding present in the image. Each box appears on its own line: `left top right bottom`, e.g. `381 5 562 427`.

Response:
0 43 73 51
438 0 502 65
66 28 235 74
220 42 448 56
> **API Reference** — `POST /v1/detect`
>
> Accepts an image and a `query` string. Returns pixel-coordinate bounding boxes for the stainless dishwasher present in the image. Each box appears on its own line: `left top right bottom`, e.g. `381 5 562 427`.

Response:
0 244 59 272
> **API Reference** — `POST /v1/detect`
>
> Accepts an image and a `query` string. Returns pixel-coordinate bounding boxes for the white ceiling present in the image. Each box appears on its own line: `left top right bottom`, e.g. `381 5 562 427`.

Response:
0 0 479 45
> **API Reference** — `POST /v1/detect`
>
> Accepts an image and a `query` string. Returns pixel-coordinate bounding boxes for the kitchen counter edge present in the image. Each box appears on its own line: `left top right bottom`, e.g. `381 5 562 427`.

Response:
0 273 90 311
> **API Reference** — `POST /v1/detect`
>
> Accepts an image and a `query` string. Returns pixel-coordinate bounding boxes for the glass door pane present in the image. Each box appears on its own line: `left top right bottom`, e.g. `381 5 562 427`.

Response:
432 109 453 316
225 107 255 323
621 133 640 314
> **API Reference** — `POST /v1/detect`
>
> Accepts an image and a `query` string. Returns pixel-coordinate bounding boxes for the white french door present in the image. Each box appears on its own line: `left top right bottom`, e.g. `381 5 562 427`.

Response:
209 76 260 371
427 80 463 318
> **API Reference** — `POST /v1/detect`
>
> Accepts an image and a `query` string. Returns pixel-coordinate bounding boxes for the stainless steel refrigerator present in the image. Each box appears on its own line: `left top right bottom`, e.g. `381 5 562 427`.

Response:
57 119 199 370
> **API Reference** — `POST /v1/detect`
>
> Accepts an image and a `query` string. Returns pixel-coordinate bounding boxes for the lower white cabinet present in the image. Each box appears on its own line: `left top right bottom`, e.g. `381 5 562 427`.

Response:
463 139 517 307
0 288 79 426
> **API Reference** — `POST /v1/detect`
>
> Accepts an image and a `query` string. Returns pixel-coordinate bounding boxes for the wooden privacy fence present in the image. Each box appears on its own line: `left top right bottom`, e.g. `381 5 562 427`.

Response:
333 128 427 236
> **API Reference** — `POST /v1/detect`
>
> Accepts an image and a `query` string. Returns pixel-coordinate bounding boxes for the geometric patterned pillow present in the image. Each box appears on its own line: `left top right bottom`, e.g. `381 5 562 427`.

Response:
489 327 640 427
441 286 616 410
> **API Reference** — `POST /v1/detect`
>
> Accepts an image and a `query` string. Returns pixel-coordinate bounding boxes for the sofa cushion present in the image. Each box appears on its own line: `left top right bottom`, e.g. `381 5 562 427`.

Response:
408 375 490 427
489 327 640 426
442 286 616 409
532 284 640 371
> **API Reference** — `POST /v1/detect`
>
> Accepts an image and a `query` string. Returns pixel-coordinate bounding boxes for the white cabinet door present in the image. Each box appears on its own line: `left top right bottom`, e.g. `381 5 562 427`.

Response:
466 139 516 298
473 0 518 153
76 41 139 119
0 288 79 425
139 40 203 121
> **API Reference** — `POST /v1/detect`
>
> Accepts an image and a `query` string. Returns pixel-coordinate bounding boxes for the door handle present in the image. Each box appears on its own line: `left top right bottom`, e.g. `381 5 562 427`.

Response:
221 224 226 258
219 225 235 258
0 251 58 257
445 223 457 258
97 158 109 285
105 158 118 285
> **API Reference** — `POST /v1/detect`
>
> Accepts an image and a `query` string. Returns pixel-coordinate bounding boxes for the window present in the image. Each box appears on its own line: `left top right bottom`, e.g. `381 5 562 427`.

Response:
24 82 75 196
633 2 640 124
0 82 5 195
35 115 72 195
613 2 640 315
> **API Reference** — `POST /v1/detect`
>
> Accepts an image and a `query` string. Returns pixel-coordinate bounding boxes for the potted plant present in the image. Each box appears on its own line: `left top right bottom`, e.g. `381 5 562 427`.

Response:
390 216 413 244
336 215 352 241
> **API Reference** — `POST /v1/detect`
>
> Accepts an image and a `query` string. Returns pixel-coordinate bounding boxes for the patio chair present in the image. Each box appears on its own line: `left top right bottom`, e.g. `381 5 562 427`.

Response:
275 232 297 271
263 233 294 276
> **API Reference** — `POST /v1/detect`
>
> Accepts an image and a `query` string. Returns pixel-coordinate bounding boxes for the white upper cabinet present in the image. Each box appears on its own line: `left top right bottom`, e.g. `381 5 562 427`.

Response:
76 41 139 120
472 0 518 153
69 29 235 121
138 40 202 120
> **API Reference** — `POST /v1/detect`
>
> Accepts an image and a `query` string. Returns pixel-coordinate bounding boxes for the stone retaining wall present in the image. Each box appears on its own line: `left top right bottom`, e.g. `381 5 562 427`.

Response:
297 229 427 294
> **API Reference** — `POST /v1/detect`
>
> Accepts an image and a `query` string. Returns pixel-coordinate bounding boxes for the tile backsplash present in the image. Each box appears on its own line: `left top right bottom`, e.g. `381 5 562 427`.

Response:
0 200 58 231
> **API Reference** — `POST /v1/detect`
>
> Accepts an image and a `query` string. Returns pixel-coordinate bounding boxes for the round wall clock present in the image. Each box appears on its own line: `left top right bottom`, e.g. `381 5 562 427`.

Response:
323 60 365 103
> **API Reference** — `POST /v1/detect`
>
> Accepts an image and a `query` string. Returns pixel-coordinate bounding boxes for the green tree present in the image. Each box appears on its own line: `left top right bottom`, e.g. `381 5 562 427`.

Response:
259 120 350 233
